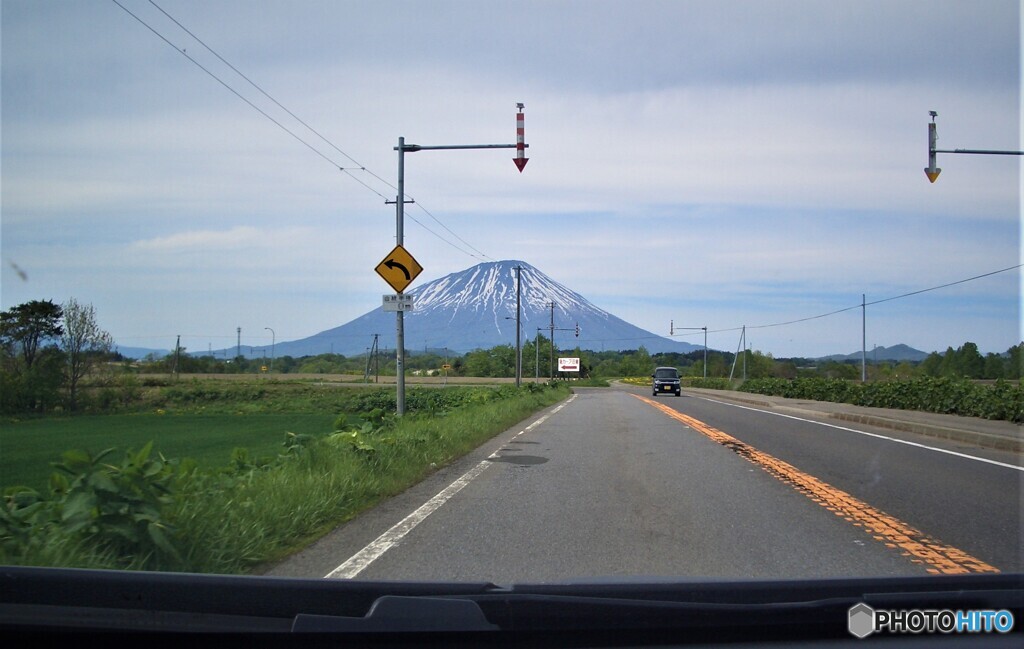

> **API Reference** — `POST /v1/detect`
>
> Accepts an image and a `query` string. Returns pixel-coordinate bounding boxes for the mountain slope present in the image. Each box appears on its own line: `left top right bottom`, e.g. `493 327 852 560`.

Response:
818 344 929 362
265 260 698 357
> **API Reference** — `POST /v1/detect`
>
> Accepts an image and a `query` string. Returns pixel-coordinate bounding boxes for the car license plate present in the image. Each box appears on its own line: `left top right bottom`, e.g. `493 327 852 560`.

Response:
662 385 672 391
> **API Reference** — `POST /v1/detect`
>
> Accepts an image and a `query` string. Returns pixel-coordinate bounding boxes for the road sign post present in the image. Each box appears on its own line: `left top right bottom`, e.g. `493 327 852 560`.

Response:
385 104 529 415
925 111 1022 183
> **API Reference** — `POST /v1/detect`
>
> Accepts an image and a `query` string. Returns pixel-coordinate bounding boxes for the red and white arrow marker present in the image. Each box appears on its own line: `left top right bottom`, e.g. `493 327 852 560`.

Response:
514 104 529 172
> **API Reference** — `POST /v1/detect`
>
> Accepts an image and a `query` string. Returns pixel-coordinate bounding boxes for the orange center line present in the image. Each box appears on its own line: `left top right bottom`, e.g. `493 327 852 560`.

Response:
632 394 999 575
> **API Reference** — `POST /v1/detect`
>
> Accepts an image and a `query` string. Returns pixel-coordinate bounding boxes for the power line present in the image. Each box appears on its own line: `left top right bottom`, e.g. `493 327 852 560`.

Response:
111 0 341 168
146 0 384 180
111 0 491 260
702 263 1022 336
407 202 492 260
866 264 1021 307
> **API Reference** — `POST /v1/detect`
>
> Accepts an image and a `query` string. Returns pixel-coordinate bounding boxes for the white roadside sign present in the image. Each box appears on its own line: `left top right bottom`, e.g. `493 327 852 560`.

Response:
558 357 580 372
382 294 415 312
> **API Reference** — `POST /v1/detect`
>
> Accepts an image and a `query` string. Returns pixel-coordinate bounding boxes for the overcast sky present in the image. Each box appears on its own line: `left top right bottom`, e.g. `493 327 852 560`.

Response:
2 0 1020 358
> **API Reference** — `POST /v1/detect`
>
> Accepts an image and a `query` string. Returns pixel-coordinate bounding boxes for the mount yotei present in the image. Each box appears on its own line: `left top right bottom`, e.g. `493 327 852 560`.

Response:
262 261 699 358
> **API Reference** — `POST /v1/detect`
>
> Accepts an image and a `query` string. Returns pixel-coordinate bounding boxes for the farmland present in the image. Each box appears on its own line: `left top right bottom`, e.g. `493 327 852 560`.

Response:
1 378 570 573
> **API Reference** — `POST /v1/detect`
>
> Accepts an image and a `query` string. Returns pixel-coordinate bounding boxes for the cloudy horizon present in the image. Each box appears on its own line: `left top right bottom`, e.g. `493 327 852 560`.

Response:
2 0 1020 358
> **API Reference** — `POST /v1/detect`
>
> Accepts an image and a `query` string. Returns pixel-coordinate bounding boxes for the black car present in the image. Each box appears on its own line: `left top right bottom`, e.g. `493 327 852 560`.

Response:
651 367 681 396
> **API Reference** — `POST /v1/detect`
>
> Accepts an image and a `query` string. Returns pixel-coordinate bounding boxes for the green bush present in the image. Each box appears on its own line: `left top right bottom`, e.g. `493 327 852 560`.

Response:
1 442 183 569
736 377 1022 423
685 377 734 390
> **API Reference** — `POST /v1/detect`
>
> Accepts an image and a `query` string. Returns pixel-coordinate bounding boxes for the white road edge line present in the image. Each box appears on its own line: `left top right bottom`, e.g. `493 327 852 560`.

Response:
695 396 1023 472
324 394 578 579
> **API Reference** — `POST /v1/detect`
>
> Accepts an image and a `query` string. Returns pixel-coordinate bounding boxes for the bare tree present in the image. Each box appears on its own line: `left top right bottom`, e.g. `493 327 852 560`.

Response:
61 298 113 410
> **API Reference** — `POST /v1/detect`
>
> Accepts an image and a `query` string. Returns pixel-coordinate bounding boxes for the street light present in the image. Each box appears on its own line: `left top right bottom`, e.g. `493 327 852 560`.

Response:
264 327 275 373
670 322 708 379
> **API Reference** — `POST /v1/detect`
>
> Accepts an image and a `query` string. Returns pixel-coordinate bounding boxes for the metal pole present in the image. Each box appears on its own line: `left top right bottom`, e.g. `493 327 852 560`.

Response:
926 111 1022 183
703 327 707 379
926 117 941 182
742 326 747 381
265 327 275 373
861 294 867 383
549 302 555 379
536 329 540 380
935 148 1024 155
396 137 406 416
515 265 522 388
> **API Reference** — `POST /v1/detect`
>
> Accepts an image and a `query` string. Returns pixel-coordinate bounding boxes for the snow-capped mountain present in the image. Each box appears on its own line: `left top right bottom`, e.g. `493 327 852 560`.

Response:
259 260 699 357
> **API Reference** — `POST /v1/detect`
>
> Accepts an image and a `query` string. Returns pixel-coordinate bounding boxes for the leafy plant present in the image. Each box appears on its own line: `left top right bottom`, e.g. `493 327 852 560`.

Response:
1 442 184 569
48 442 182 566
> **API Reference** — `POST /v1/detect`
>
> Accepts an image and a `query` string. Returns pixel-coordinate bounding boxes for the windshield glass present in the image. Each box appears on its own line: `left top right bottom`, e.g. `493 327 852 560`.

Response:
1 0 1019 622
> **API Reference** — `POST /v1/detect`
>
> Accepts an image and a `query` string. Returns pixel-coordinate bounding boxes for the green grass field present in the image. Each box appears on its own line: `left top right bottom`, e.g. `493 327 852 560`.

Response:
2 413 335 492
1 379 571 573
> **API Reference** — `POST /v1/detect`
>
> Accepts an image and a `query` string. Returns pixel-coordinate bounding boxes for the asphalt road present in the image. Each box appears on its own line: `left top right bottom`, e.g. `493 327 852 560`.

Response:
264 384 1022 583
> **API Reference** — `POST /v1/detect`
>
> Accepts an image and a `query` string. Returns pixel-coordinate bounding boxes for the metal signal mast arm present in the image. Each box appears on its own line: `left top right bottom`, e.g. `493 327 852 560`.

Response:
925 111 1022 183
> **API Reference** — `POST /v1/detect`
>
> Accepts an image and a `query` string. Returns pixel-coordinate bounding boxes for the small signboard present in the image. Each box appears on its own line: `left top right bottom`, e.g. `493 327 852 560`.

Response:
382 294 415 312
558 357 580 372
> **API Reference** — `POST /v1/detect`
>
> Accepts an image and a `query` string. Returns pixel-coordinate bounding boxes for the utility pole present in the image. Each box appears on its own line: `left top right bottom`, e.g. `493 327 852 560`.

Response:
236 327 241 360
386 104 529 415
173 334 180 381
515 265 522 388
545 304 579 380
729 326 746 381
364 334 380 383
861 294 867 383
549 302 555 379
536 328 542 380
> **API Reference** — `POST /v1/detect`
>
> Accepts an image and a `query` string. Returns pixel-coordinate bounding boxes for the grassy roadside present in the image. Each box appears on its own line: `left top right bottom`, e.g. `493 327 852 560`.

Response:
1 413 334 492
1 382 570 574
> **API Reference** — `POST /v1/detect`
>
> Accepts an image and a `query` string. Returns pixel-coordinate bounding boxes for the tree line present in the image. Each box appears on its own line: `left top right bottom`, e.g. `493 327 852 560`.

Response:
1 299 114 414
2 297 1019 416
140 341 1022 382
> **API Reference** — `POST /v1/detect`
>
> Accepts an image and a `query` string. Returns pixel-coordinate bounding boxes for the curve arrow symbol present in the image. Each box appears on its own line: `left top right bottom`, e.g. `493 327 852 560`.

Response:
384 259 411 280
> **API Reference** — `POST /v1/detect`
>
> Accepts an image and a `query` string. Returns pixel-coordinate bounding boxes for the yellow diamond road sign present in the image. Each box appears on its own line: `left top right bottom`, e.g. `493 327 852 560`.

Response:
375 245 423 293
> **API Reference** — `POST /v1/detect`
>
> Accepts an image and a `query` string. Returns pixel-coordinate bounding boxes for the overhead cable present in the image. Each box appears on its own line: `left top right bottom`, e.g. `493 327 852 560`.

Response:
700 263 1022 336
111 0 490 260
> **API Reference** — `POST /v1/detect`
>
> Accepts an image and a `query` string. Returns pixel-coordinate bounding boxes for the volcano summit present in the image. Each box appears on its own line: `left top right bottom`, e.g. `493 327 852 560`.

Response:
261 261 698 358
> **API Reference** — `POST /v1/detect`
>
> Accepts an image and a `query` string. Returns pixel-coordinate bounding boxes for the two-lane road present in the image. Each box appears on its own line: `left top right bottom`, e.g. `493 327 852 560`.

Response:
266 385 1021 582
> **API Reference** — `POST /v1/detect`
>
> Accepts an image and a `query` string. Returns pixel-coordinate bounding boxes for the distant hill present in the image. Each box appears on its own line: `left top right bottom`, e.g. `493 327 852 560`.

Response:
115 346 171 360
233 260 699 358
818 344 929 363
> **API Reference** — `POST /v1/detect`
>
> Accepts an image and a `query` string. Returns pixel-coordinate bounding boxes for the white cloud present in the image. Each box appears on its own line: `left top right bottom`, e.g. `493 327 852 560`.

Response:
2 0 1018 357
